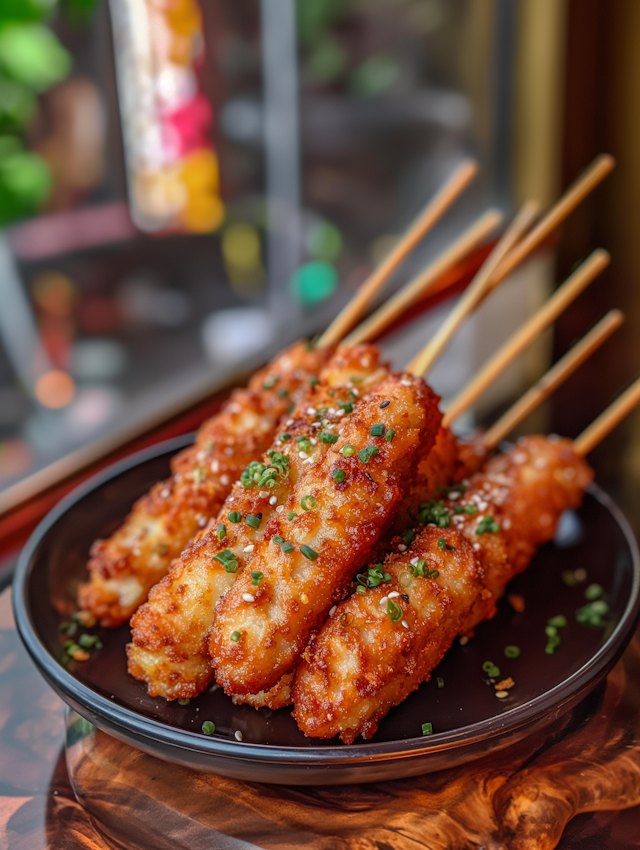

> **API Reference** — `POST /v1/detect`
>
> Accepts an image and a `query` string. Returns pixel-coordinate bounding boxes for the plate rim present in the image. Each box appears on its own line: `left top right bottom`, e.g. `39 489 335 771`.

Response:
12 436 640 767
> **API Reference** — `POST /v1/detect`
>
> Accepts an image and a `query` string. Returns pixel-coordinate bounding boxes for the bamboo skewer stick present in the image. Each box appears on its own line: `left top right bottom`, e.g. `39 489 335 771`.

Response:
490 154 615 286
483 309 624 449
574 376 640 456
344 209 502 347
407 201 538 378
318 160 478 348
442 249 611 428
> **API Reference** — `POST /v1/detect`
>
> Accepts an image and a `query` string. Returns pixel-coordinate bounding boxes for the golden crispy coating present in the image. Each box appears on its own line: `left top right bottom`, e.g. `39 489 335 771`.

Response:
210 374 442 696
232 673 294 710
127 345 389 699
79 341 334 627
292 526 484 742
293 436 593 742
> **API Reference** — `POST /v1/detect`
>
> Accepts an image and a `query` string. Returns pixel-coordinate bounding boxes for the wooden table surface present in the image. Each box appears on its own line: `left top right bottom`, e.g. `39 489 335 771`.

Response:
2 585 640 850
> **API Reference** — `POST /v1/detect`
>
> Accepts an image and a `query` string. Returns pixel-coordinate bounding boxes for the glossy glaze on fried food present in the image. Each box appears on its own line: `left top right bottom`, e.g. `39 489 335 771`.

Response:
292 436 593 742
127 345 390 699
78 341 334 627
210 373 441 697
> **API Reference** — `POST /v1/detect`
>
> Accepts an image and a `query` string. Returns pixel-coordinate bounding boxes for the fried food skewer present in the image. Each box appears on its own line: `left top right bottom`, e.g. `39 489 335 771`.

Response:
293 435 593 742
127 345 396 699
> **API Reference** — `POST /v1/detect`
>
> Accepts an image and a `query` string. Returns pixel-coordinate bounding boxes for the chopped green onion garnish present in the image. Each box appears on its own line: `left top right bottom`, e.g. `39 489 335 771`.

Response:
333 468 346 483
217 523 226 540
476 515 500 535
562 570 578 587
78 634 101 649
280 432 291 443
178 698 190 705
387 598 403 622
273 535 284 545
419 500 451 527
320 431 338 444
301 545 318 561
337 400 354 413
453 505 477 515
228 511 242 523
287 511 298 520
548 615 568 628
230 631 241 642
585 583 603 601
301 495 317 511
282 541 294 554
309 376 319 386
250 571 263 586
385 428 395 443
421 722 433 736
263 376 278 389
342 444 355 457
358 446 380 463
246 514 261 529
504 645 520 659
370 423 385 437
482 661 501 678
214 549 240 573
401 528 415 545
437 677 444 689
202 721 216 735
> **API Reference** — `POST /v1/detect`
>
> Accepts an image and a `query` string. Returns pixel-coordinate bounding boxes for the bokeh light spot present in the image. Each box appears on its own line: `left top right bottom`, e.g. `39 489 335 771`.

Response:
306 220 342 262
35 370 75 409
31 271 77 317
290 261 338 306
222 223 261 271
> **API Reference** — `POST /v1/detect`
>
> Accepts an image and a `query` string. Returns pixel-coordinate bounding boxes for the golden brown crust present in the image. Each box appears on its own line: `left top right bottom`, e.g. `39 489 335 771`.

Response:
127 345 390 699
79 341 334 627
209 374 442 696
292 436 593 742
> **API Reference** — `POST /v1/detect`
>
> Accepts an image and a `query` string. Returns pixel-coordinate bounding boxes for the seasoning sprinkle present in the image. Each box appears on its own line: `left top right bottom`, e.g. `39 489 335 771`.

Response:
178 698 190 705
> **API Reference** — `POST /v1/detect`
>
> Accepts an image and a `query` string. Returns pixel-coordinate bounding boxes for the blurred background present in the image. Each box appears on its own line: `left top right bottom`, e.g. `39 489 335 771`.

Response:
0 0 638 576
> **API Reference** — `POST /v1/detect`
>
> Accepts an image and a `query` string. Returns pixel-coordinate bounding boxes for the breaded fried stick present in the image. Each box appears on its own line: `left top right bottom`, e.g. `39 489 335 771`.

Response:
209 372 441 696
292 435 593 742
79 341 333 627
127 345 391 699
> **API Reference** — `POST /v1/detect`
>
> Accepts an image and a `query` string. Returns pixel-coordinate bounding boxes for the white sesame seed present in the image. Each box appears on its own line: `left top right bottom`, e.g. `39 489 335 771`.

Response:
513 452 527 464
301 593 309 604
197 516 207 528
286 419 294 426
388 591 400 599
478 501 488 511
307 407 316 416
448 491 461 500
269 496 277 506
310 437 318 445
401 377 412 386
234 730 243 741
402 620 409 629
473 543 481 551
329 605 337 616
160 488 170 499
328 408 336 415
533 456 548 469
259 490 269 498
336 409 345 417
379 596 388 606
351 388 359 396
242 593 255 603
220 474 230 486
410 557 419 566
210 460 220 473
398 544 407 552
311 421 321 428
276 505 284 514
299 451 309 459
502 517 511 530
243 545 254 553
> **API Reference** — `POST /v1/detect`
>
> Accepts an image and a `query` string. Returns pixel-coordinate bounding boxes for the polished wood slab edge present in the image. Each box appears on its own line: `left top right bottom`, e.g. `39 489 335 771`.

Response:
3 582 640 850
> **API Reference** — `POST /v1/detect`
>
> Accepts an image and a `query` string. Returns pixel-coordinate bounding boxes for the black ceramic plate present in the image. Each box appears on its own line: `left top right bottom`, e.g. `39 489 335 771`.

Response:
12 436 640 785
